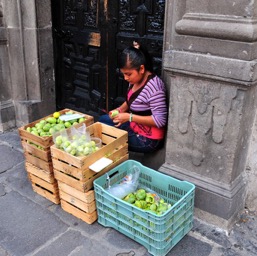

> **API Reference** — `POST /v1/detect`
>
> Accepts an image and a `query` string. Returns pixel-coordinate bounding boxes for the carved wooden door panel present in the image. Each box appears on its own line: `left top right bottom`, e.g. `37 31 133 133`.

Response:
52 0 165 117
52 0 107 119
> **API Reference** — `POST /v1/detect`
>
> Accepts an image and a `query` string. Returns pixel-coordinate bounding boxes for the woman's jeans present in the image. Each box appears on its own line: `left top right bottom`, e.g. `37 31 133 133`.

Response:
98 114 163 153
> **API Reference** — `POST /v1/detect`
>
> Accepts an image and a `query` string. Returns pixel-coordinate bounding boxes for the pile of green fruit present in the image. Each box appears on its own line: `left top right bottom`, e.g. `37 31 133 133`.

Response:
123 188 172 215
54 134 100 157
25 111 86 137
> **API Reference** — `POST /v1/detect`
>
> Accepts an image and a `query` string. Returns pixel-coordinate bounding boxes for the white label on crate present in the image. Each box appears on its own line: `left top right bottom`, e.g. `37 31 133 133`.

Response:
59 114 85 121
89 157 113 173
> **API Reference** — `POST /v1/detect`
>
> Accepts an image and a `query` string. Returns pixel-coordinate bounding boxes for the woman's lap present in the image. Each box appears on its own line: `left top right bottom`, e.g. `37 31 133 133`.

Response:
98 114 162 153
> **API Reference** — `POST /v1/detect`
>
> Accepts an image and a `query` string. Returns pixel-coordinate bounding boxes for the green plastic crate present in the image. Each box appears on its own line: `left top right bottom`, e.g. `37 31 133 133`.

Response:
93 160 195 256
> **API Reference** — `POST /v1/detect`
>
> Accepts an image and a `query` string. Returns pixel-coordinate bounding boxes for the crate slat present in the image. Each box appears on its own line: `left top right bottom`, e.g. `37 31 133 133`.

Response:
28 173 58 191
21 141 51 162
24 152 53 171
31 184 60 204
58 182 95 203
28 173 60 204
25 162 54 182
59 190 96 213
60 200 98 224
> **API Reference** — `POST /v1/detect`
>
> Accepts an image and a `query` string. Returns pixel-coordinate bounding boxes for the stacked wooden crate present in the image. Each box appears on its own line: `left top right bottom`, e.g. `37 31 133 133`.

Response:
18 109 94 204
50 122 129 224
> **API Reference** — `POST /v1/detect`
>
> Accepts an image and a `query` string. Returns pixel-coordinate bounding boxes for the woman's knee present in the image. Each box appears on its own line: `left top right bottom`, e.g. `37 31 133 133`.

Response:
98 114 114 126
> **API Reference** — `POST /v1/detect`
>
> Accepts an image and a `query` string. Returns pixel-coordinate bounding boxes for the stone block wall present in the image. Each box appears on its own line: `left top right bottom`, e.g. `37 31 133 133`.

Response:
246 113 257 211
0 0 55 132
0 0 16 131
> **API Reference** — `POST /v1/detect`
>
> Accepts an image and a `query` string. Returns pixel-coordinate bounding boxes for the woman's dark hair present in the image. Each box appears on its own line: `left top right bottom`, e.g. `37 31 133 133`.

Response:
118 44 153 72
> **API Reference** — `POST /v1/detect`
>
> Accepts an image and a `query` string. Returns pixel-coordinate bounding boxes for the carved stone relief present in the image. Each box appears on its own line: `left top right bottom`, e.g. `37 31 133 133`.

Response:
168 76 244 182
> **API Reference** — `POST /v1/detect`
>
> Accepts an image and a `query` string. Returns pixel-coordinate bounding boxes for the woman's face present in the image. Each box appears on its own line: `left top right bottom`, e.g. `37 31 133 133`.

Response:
120 65 145 85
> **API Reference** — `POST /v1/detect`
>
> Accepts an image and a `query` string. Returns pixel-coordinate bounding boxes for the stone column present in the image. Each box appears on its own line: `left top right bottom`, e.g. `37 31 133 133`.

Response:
3 0 55 128
160 0 257 229
245 113 257 211
0 0 15 131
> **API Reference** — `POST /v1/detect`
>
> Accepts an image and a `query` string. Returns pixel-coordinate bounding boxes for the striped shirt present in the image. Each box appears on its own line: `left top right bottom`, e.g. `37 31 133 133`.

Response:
127 75 167 139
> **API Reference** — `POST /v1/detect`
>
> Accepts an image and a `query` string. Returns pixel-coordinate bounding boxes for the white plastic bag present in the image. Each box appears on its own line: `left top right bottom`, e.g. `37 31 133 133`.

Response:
106 166 140 199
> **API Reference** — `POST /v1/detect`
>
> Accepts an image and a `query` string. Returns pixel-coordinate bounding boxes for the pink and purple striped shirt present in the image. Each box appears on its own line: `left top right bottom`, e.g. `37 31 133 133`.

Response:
127 75 168 139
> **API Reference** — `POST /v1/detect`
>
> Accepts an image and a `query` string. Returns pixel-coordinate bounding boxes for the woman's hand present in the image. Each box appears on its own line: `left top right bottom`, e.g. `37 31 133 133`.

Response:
108 109 119 119
113 113 130 127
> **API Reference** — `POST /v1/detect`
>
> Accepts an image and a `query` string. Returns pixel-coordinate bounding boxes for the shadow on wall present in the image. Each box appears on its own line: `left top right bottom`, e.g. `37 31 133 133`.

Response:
129 146 166 171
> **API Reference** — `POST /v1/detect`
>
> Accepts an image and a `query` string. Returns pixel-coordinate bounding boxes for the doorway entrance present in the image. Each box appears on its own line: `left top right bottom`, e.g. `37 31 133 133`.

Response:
51 0 166 120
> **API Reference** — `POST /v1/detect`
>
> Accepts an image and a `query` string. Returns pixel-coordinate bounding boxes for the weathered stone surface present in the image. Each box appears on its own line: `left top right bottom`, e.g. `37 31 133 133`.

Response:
1 0 55 130
0 246 10 256
35 0 52 28
0 130 22 150
3 0 19 28
0 191 68 256
33 230 92 256
0 145 24 173
245 114 257 211
105 228 143 251
0 183 5 196
176 14 257 42
164 51 257 85
6 28 27 101
170 0 257 61
20 0 37 29
0 41 11 100
0 102 16 132
185 0 255 16
23 28 40 100
166 235 212 256
163 76 250 183
47 204 104 235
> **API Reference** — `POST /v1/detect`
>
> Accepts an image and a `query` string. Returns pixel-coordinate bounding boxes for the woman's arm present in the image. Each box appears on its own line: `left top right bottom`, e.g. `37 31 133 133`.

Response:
117 102 129 113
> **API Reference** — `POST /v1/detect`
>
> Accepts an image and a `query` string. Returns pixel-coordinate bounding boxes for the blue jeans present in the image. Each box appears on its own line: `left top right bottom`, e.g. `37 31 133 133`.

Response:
98 114 163 153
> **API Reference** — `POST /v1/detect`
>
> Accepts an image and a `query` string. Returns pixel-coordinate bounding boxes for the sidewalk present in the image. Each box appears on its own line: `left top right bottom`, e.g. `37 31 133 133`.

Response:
0 129 256 256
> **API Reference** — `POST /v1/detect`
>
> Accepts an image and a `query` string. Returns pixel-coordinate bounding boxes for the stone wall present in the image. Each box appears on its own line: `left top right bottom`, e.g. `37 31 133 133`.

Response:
160 0 257 230
1 0 55 132
246 113 257 211
0 0 15 131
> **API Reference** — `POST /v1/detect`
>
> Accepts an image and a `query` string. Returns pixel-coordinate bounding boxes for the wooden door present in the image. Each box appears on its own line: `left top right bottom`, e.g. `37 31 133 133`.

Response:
51 0 166 119
109 0 166 109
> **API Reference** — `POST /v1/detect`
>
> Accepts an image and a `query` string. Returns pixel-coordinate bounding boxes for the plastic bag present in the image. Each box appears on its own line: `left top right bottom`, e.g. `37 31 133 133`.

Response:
106 166 140 199
53 123 98 156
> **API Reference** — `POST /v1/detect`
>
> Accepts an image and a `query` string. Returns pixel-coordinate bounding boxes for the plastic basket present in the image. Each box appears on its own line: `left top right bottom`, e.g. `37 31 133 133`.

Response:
93 160 195 256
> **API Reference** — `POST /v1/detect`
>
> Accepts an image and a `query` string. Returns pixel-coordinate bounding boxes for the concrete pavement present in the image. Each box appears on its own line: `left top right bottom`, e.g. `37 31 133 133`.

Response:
0 129 256 256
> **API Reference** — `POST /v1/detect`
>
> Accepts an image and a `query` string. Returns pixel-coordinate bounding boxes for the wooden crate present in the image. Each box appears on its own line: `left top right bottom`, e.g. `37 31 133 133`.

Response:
27 172 60 204
51 122 129 193
19 108 94 171
57 181 98 224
